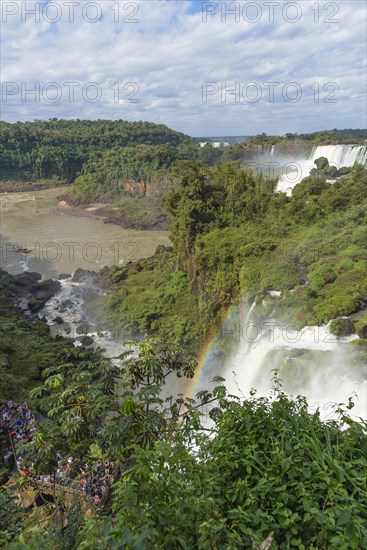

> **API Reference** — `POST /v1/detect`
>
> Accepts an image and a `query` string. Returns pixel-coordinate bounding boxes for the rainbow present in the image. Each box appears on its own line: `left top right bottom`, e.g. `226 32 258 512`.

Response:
185 301 247 400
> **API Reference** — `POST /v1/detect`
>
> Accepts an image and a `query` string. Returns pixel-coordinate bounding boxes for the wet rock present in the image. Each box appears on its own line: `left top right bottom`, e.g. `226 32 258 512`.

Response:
27 299 44 313
72 267 95 283
58 273 72 280
14 272 42 287
33 279 62 300
53 316 64 324
79 335 94 347
355 318 367 339
76 323 97 335
72 266 111 289
329 318 355 337
26 272 42 281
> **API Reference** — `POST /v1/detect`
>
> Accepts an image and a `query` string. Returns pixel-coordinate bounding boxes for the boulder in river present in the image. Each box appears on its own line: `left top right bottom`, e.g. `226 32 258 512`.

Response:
76 322 98 335
79 335 94 347
53 316 64 324
72 266 110 289
58 273 72 280
329 318 355 337
33 279 62 302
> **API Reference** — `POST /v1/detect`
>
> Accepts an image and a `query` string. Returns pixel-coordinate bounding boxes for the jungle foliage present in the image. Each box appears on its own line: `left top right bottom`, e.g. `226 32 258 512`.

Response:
2 342 366 549
105 161 367 351
1 122 367 549
0 119 190 183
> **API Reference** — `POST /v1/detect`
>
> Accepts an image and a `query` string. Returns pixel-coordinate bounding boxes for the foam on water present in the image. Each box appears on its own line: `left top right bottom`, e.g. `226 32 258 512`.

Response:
40 278 125 358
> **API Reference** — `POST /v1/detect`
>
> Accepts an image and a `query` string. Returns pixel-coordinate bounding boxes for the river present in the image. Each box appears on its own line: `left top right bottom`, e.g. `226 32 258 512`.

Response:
0 186 172 365
0 187 171 278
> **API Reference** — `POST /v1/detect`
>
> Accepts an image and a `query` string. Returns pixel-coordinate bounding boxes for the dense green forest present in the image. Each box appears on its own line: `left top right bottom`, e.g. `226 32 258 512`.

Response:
246 129 366 145
2 119 364 190
104 160 367 352
63 141 248 207
1 121 367 548
0 119 190 183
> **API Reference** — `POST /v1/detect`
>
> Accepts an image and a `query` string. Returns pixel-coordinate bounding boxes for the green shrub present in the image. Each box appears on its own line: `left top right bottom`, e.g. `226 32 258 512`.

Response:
308 259 337 291
341 245 367 261
355 317 367 339
330 318 355 336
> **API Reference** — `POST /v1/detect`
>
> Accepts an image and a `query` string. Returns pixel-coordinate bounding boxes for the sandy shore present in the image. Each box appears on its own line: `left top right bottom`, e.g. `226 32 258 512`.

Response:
55 200 109 219
55 198 166 230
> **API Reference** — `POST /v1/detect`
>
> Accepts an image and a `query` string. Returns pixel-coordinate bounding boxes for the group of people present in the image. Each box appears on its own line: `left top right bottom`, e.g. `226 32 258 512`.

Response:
32 454 116 506
1 400 116 507
79 460 115 506
37 455 116 506
1 400 37 475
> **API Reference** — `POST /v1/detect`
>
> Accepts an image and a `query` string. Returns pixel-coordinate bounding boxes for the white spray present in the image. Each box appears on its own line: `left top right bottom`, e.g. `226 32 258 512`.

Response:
276 144 367 195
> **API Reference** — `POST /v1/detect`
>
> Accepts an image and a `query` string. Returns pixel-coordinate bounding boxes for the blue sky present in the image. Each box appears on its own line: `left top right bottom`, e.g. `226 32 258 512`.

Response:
1 0 366 136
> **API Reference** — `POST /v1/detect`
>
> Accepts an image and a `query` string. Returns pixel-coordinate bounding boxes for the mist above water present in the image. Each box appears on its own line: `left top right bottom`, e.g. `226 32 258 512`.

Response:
223 317 366 421
276 144 367 195
194 299 366 422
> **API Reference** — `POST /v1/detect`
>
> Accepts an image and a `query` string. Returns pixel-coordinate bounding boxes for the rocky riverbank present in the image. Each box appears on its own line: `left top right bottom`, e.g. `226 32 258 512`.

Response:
71 266 112 289
0 269 62 317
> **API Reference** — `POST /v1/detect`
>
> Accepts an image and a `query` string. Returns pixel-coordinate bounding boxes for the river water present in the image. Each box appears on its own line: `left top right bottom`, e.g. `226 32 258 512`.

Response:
0 187 171 278
0 186 172 368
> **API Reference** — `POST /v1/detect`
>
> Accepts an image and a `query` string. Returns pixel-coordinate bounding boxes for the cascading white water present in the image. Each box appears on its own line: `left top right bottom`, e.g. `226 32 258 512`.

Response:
40 279 184 398
222 312 367 421
276 144 367 195
40 278 125 358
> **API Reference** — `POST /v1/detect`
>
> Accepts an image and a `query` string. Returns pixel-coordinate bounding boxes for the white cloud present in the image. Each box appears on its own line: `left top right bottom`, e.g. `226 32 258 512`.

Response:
1 0 366 135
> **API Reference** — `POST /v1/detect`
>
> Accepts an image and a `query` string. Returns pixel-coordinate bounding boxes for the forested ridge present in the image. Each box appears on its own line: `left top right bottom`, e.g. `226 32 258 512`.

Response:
246 129 366 145
0 119 190 183
2 119 364 192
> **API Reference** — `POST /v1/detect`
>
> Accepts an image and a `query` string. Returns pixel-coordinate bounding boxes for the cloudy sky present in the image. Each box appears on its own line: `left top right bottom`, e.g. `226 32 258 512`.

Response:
1 0 366 136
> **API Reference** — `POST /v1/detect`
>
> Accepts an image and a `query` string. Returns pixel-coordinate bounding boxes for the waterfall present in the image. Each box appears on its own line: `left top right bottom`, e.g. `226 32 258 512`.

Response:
276 144 367 195
223 316 366 420
240 299 257 356
244 299 256 326
270 145 275 157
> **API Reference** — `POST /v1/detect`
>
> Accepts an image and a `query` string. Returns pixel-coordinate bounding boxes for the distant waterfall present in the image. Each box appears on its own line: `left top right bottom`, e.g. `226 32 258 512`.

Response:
276 144 367 195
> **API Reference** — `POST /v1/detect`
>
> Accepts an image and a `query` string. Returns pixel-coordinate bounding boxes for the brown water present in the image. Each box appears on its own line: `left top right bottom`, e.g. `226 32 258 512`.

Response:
0 187 171 278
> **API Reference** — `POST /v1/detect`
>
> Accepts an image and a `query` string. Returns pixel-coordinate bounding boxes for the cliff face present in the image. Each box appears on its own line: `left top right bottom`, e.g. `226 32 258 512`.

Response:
121 178 177 197
243 141 314 158
122 181 152 197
